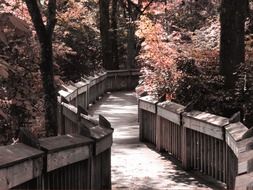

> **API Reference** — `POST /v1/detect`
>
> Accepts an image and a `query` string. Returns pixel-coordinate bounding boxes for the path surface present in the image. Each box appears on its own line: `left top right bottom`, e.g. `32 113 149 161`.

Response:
90 91 215 190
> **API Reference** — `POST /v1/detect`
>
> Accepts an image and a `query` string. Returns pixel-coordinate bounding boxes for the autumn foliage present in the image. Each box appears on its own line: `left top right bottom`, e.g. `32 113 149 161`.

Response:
136 0 253 128
0 0 102 144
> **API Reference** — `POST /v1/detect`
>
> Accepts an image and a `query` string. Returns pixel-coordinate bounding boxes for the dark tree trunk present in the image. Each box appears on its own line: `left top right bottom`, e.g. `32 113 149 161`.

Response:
220 0 248 88
111 0 119 69
24 0 57 136
127 23 136 69
126 0 137 69
99 0 114 70
40 38 58 136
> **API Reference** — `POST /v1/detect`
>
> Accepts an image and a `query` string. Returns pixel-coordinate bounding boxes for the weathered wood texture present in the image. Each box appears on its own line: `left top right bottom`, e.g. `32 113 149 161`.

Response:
160 117 182 161
8 133 112 190
0 144 43 189
91 148 111 190
140 110 156 144
138 95 253 190
43 160 90 190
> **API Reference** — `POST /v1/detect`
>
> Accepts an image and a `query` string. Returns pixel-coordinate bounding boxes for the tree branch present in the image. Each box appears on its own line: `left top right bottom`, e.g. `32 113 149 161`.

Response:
46 0 57 36
24 0 47 43
120 0 155 19
140 0 154 14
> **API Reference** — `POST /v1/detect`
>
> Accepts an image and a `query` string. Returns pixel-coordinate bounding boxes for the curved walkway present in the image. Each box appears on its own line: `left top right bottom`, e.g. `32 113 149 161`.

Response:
90 91 215 190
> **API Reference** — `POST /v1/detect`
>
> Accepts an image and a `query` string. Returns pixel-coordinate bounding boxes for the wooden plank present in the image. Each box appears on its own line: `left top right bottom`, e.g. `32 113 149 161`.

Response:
225 130 239 157
225 144 229 184
181 127 189 170
139 109 143 141
211 137 214 178
179 126 182 160
139 97 157 113
200 133 203 172
47 145 90 172
0 157 42 189
171 123 175 156
215 140 219 181
58 90 71 100
225 122 248 141
217 141 222 181
64 88 78 102
207 136 211 176
184 111 229 127
40 134 93 153
193 131 197 169
62 103 78 123
203 134 206 174
183 115 225 140
197 132 201 170
237 136 253 153
0 143 43 169
189 130 193 168
169 120 172 153
74 81 88 95
157 101 184 125
95 135 113 155
156 116 161 151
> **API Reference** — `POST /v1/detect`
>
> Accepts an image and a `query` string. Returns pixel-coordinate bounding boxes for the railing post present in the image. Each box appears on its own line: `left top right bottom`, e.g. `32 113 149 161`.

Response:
58 96 68 135
156 115 162 151
139 103 144 142
181 112 191 170
57 96 62 135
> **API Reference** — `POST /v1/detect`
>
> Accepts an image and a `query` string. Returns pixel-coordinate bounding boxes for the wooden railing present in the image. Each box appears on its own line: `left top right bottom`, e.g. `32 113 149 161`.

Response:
138 95 253 190
58 70 140 110
0 69 140 190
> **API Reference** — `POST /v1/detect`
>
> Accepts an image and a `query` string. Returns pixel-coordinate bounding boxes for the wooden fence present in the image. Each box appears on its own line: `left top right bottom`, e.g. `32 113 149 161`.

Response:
0 69 140 190
59 70 140 110
139 95 253 190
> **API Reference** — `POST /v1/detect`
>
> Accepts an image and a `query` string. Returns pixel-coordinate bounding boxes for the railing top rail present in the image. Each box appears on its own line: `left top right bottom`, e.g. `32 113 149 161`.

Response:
0 143 43 169
139 95 158 104
183 111 229 128
82 125 113 140
39 134 92 153
158 101 185 114
58 69 140 103
225 122 248 142
75 80 88 88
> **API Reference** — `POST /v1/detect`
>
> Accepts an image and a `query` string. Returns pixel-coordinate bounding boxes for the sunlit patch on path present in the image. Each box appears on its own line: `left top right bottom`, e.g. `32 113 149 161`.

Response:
90 91 214 190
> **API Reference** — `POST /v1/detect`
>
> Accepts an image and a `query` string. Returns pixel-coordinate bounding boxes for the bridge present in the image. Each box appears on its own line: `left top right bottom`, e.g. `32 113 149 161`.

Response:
0 70 253 189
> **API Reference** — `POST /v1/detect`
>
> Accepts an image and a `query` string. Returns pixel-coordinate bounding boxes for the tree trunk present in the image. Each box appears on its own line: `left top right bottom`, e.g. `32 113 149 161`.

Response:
126 0 137 69
220 0 248 88
99 0 114 70
111 0 119 69
24 0 57 136
40 37 58 136
127 23 136 69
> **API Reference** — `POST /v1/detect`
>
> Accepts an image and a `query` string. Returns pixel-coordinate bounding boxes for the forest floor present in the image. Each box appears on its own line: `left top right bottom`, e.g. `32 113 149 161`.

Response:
89 91 222 189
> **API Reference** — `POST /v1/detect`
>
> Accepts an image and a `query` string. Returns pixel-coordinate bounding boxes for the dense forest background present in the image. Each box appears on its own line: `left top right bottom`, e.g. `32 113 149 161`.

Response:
1 0 253 144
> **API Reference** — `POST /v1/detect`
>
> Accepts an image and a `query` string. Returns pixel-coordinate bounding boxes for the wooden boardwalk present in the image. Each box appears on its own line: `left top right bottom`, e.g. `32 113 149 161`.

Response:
90 91 217 190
